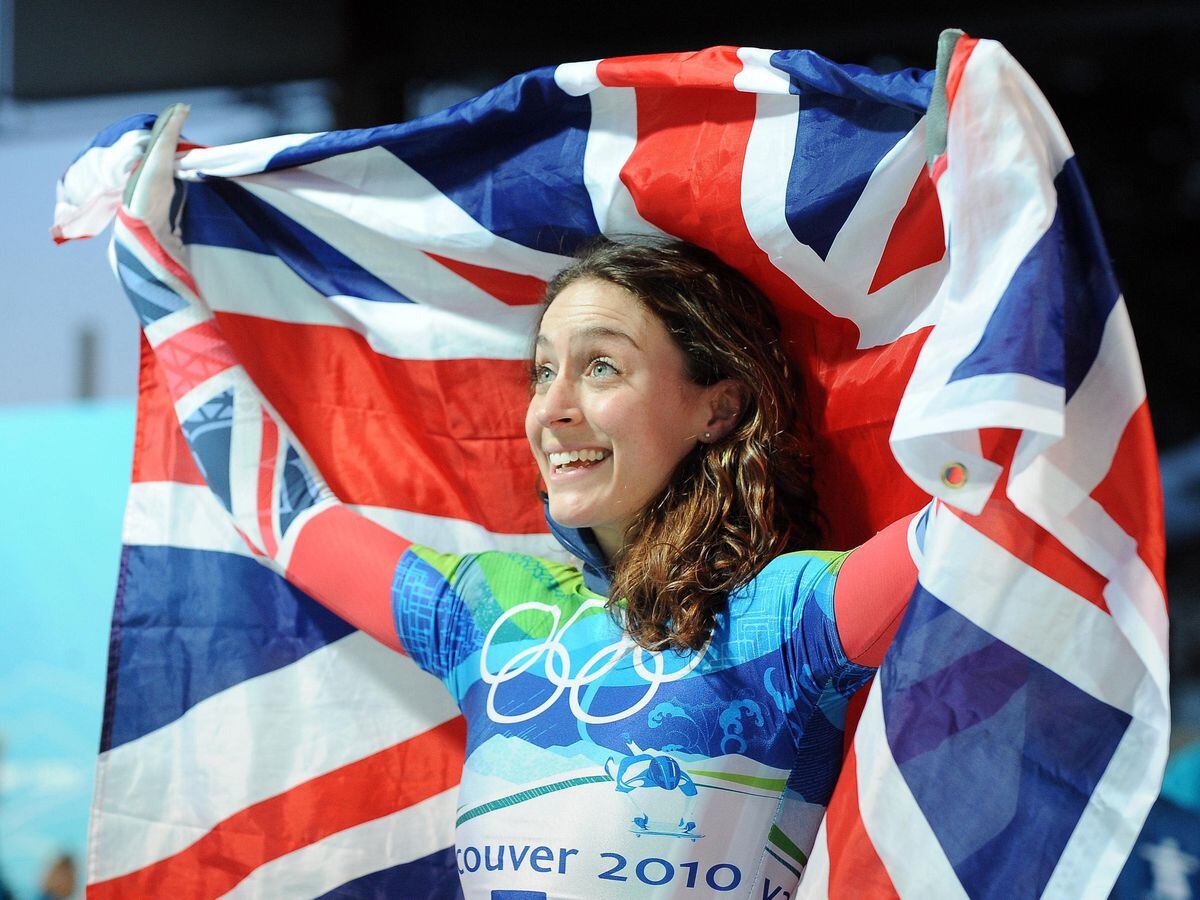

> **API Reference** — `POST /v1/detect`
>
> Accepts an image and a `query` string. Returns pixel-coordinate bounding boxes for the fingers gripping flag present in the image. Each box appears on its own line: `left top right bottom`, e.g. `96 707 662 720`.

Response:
56 29 1167 898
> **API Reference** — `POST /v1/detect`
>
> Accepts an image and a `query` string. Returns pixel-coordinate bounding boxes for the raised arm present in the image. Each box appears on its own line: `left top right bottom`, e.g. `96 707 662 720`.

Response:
833 507 927 667
117 106 413 652
283 508 411 651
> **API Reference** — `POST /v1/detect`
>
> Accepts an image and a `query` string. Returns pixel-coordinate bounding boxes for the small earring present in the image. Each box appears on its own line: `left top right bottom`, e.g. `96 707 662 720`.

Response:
703 431 711 440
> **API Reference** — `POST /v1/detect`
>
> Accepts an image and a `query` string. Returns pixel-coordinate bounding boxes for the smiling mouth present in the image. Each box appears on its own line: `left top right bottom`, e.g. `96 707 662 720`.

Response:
548 449 611 475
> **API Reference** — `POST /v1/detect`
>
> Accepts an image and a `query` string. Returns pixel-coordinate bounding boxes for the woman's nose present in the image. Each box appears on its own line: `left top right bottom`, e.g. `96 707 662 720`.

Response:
536 376 582 428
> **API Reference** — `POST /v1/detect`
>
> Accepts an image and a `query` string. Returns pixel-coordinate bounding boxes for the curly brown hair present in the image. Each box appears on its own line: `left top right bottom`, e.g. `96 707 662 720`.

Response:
538 237 822 653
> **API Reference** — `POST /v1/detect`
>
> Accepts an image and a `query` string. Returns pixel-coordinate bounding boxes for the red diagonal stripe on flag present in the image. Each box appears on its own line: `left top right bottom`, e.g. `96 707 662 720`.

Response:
869 167 945 294
954 428 1110 611
424 252 547 306
258 409 280 558
1090 401 1167 598
825 742 900 898
88 716 466 899
117 211 201 297
955 498 1110 612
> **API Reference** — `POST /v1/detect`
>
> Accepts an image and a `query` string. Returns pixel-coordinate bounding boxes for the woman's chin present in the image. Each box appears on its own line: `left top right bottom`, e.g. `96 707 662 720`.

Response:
546 495 599 529
549 501 595 528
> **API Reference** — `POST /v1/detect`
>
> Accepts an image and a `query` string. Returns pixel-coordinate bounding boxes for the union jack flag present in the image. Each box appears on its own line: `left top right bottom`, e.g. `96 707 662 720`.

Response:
55 28 1167 898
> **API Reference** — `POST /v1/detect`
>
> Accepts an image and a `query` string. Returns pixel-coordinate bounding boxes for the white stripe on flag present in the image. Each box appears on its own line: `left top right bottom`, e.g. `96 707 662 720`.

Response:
579 85 670 238
56 128 152 241
234 174 553 316
228 380 268 552
123 482 254 558
1041 715 1164 900
553 59 604 97
188 243 539 361
794 821 829 897
221 787 458 899
733 47 794 94
740 97 945 349
921 510 1145 716
226 146 572 279
353 505 567 559
171 363 245 425
890 39 1077 509
823 123 932 295
112 218 202 303
854 684 967 899
90 632 460 881
140 301 212 349
1038 298 1146 497
174 132 327 179
1009 456 1169 682
123 481 565 559
891 373 1065 443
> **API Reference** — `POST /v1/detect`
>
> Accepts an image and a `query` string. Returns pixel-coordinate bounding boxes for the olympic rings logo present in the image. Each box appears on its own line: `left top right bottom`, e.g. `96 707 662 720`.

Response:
479 599 708 725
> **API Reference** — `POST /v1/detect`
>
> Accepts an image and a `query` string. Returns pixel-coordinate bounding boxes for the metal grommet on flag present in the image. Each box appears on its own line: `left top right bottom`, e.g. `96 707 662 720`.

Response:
941 462 968 488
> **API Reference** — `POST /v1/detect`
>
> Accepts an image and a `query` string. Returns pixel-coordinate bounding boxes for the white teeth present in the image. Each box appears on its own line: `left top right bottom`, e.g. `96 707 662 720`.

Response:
548 449 608 467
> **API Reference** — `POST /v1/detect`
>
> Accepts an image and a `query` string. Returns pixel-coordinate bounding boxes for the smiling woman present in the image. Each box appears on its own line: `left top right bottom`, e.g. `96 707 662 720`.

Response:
107 214 925 897
527 238 824 653
265 236 928 898
531 279 698 543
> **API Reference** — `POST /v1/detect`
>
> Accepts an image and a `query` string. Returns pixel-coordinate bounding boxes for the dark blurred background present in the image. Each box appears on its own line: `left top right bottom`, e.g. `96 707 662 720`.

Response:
1 1 1196 896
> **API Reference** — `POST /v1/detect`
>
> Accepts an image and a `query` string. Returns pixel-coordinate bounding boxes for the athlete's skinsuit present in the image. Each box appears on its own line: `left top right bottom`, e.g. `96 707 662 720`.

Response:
384 507 924 899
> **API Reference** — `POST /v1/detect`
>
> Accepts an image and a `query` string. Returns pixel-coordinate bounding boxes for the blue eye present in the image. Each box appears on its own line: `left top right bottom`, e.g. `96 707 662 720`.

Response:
531 364 554 387
588 358 618 378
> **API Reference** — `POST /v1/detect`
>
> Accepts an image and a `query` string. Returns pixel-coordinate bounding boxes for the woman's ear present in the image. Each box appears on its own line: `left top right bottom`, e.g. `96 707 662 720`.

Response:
702 380 748 441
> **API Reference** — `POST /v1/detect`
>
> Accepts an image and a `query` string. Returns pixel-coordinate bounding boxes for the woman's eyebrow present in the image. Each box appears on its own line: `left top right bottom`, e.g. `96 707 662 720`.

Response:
535 325 641 351
572 325 641 350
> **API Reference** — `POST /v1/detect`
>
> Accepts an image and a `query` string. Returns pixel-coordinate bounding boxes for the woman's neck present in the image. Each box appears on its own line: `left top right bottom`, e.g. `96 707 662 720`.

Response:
590 523 626 566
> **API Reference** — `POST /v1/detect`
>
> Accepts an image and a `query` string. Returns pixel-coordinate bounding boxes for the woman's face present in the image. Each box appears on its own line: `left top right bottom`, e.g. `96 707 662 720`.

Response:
526 278 718 558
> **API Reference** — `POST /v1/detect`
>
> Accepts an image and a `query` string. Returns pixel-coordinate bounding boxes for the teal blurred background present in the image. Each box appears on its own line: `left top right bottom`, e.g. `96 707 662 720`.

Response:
0 73 332 899
0 401 133 898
